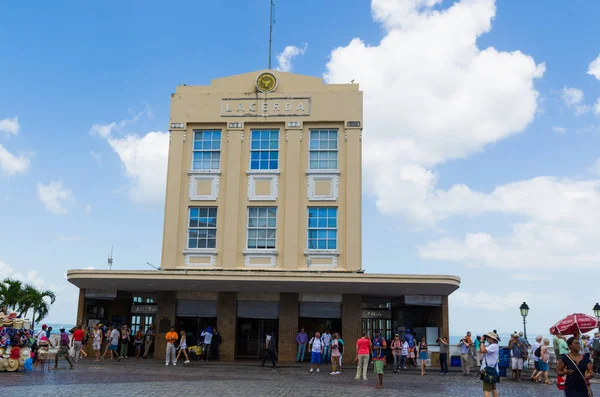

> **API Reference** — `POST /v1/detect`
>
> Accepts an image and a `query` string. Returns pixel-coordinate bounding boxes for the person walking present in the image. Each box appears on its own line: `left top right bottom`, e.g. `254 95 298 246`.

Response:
211 327 222 361
330 333 341 375
296 328 308 362
533 338 551 384
72 325 85 362
165 327 178 366
321 330 332 364
134 329 143 359
92 323 102 362
372 330 387 389
479 331 500 397
508 332 526 381
475 335 482 366
200 326 213 361
309 331 323 373
401 337 409 369
120 325 130 359
556 337 594 397
261 331 278 368
176 330 190 364
418 336 428 376
143 324 156 359
391 334 402 373
530 335 543 381
107 325 122 361
354 332 371 380
438 336 449 375
101 325 112 359
405 329 416 368
458 337 471 375
52 326 74 369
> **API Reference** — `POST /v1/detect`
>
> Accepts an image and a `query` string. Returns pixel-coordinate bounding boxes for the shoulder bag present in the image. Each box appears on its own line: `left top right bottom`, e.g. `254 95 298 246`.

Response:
565 354 593 397
479 354 499 384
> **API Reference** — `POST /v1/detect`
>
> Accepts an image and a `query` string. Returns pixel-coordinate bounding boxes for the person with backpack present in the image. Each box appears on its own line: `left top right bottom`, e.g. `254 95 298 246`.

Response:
590 332 600 375
530 335 543 381
533 338 551 384
309 331 323 373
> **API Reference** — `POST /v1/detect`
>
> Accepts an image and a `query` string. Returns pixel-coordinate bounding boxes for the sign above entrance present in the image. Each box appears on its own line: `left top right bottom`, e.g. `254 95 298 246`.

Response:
361 310 392 319
85 288 117 299
221 97 311 117
405 295 442 306
131 305 158 314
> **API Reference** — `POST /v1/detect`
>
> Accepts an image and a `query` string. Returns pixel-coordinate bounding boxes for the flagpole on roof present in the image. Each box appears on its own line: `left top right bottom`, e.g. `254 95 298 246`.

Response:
268 0 274 69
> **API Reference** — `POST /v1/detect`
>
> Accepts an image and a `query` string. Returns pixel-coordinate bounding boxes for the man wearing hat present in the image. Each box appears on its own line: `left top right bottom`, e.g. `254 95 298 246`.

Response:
479 332 500 397
508 332 527 381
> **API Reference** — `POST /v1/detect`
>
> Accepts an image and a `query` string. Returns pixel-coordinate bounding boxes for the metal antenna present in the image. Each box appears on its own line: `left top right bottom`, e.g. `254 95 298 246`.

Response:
108 245 113 270
268 0 274 69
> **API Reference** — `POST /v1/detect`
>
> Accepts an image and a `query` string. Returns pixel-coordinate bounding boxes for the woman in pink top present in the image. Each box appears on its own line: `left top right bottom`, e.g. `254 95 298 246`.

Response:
533 338 551 384
330 333 341 375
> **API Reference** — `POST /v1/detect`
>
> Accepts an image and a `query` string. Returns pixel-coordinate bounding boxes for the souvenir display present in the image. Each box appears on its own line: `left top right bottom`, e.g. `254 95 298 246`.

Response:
0 312 36 372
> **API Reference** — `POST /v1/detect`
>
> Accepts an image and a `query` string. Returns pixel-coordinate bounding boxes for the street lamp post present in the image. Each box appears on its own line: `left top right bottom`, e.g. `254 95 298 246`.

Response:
593 303 600 329
520 302 530 342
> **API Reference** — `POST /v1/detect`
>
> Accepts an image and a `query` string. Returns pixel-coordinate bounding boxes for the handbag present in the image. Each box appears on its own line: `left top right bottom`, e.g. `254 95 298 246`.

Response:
565 354 593 397
479 355 499 384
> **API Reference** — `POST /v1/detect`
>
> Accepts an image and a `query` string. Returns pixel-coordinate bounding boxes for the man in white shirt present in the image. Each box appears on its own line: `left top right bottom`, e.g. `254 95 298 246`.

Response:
480 332 500 397
530 335 542 381
200 327 213 361
309 332 324 373
321 330 332 364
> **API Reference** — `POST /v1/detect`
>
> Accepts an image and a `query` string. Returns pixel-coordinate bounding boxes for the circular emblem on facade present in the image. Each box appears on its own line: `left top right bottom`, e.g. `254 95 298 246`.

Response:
256 72 278 93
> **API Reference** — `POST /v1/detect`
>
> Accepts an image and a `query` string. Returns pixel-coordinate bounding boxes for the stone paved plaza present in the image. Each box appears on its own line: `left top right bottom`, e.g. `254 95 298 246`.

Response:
2 359 599 396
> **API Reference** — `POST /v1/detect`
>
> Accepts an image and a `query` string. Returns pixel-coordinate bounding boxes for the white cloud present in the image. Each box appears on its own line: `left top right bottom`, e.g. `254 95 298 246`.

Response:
561 87 590 115
551 126 567 134
512 273 551 282
418 176 600 270
84 204 92 214
89 106 152 138
0 144 30 175
0 117 19 136
0 260 47 289
90 150 103 165
594 97 600 116
37 180 73 214
588 54 600 80
450 291 538 312
275 43 308 72
107 132 168 204
324 0 544 227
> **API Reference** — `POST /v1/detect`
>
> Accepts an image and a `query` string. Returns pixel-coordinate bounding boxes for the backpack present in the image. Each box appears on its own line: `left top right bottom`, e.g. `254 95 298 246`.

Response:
534 346 541 358
338 340 344 354
592 339 600 353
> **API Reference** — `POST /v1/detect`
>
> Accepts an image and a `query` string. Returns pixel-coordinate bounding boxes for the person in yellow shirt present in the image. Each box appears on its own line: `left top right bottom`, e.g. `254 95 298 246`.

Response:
165 327 178 366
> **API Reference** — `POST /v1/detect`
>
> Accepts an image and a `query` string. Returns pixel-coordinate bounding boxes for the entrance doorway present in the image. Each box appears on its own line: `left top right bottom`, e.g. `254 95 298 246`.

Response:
236 318 278 358
362 318 392 340
175 317 217 347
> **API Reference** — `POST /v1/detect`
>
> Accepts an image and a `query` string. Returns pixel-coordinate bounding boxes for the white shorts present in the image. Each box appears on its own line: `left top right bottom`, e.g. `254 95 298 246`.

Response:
511 357 524 370
93 342 101 351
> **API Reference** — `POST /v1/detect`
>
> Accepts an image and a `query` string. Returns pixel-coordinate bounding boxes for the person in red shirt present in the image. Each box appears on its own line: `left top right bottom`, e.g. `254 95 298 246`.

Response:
72 325 85 362
354 332 372 381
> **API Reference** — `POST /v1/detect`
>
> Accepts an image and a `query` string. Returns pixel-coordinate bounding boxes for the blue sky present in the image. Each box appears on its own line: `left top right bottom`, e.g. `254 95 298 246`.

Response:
1 0 600 337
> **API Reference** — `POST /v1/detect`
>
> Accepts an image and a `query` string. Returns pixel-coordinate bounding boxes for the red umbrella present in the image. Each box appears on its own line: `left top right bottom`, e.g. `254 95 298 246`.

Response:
549 313 599 335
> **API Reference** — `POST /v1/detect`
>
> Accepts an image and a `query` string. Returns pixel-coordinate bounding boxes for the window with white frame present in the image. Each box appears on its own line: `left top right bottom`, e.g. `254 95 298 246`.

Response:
309 129 338 170
247 207 277 249
188 207 217 249
250 130 279 170
193 130 221 170
307 207 337 250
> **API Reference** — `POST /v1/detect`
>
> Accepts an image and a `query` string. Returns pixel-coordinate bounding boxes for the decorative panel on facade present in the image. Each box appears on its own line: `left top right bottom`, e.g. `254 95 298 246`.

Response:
183 249 217 267
307 174 339 201
305 252 338 269
189 173 219 201
243 250 277 268
247 173 278 201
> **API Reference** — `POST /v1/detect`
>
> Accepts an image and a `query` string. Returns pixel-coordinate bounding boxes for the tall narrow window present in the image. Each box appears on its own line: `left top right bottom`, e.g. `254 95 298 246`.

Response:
307 207 337 250
250 130 279 170
247 207 277 249
188 207 217 249
193 130 221 170
309 129 338 170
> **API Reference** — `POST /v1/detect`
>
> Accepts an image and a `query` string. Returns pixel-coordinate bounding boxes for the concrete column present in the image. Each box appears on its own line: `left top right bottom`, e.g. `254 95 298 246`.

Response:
342 294 362 360
161 130 185 269
345 128 362 271
155 291 176 360
76 288 85 326
221 130 242 269
218 292 237 360
441 295 449 339
282 129 301 269
278 293 299 362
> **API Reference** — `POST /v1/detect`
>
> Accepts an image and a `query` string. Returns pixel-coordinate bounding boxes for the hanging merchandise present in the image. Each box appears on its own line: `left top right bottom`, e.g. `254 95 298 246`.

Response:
0 312 36 373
